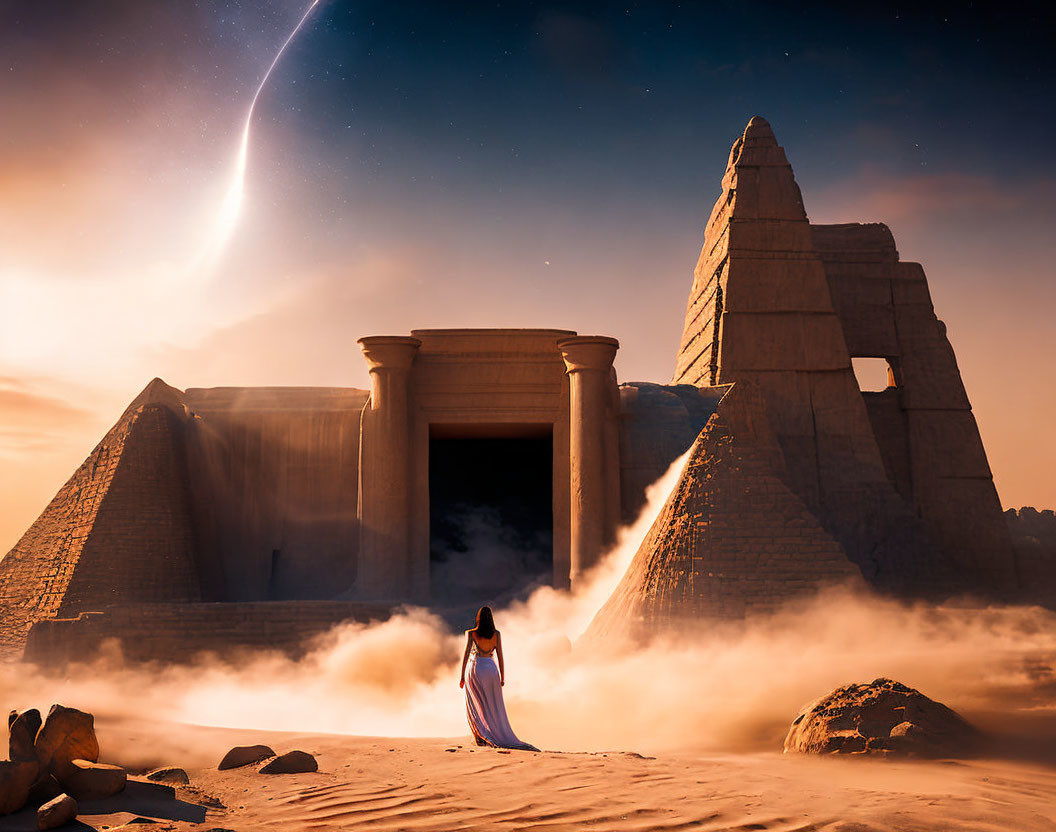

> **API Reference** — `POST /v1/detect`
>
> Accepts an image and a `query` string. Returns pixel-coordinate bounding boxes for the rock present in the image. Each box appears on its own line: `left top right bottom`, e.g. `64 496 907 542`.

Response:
9 709 42 761
59 759 126 801
784 677 981 756
37 793 77 830
34 706 99 779
27 775 62 808
258 750 317 774
0 759 39 815
218 745 274 770
146 766 189 785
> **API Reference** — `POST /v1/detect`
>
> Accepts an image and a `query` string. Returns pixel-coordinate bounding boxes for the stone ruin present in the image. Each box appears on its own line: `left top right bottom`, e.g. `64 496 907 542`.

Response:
0 117 1048 662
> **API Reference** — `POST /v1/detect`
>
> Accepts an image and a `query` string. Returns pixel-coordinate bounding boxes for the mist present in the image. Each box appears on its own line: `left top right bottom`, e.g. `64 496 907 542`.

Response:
3 450 1055 767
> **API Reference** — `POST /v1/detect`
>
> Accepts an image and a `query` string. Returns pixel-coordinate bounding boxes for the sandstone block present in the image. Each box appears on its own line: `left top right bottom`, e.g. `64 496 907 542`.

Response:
146 766 189 785
258 750 318 774
27 775 62 808
891 278 932 308
722 258 834 314
907 410 992 479
217 745 274 770
34 706 99 780
718 313 850 374
0 760 39 815
728 167 807 220
37 793 77 830
811 223 898 262
59 759 125 801
727 218 815 254
9 708 42 762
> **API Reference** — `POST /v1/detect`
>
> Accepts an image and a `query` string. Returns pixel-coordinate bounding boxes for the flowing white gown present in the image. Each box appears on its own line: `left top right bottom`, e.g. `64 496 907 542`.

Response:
464 644 538 751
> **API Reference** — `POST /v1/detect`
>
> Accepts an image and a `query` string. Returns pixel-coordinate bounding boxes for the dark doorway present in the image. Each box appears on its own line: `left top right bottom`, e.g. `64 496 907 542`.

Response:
429 426 553 610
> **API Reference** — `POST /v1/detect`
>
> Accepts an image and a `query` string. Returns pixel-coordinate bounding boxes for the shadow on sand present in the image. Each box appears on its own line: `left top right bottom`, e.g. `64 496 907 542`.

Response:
0 780 208 831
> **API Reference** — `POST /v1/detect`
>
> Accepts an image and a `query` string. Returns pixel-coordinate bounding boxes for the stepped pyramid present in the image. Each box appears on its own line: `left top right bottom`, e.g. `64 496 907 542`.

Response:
585 116 1017 639
674 116 950 589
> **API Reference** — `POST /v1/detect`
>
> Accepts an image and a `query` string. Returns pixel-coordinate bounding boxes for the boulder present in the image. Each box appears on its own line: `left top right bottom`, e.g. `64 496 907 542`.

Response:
146 766 189 785
27 775 62 808
784 677 981 756
0 759 39 815
8 709 42 762
34 706 99 779
37 793 77 830
59 759 126 801
259 751 318 774
217 745 274 771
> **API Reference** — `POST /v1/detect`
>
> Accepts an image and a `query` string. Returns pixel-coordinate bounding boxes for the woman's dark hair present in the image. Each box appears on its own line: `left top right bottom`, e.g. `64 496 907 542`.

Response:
472 606 496 640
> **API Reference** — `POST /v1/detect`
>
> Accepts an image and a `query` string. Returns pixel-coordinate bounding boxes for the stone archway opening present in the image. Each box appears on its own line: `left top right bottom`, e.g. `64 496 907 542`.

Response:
428 423 554 610
852 357 897 392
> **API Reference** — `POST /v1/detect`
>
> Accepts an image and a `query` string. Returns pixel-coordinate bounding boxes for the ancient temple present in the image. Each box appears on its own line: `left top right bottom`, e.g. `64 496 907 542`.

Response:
0 117 1033 662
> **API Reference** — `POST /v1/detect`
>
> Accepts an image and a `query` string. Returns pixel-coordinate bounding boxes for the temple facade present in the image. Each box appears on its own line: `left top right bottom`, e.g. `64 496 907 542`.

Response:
1 117 1038 662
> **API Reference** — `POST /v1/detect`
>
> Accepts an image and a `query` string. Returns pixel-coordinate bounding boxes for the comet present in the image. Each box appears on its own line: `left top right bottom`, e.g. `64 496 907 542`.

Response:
196 0 325 273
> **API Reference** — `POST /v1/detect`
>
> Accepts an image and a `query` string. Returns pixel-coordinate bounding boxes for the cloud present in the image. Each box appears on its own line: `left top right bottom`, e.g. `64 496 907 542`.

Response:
0 379 97 455
809 168 1052 225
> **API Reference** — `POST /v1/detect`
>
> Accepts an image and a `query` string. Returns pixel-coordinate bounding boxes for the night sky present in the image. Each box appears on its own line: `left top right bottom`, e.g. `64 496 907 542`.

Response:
1 0 1054 549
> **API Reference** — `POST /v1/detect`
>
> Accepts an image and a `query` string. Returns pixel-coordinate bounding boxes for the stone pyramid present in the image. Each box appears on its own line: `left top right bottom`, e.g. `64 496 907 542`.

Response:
584 382 863 641
0 380 201 656
672 116 955 590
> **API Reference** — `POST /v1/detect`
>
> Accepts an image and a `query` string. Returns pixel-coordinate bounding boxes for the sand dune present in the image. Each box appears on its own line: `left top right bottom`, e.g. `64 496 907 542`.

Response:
4 724 1051 832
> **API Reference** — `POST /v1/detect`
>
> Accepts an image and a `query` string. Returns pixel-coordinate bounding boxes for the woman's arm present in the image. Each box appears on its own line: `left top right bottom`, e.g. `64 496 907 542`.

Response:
496 631 505 686
459 632 472 689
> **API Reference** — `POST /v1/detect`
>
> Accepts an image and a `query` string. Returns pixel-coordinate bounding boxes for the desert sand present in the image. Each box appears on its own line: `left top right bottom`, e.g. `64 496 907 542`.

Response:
1 720 1054 832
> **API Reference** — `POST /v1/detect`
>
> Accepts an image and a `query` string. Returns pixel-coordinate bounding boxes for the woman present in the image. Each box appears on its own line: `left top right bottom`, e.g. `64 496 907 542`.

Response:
459 606 538 751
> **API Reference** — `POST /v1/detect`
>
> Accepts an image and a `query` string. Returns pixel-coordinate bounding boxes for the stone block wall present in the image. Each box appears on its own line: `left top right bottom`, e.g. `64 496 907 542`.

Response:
813 223 1018 594
671 117 949 597
185 386 368 601
23 601 393 665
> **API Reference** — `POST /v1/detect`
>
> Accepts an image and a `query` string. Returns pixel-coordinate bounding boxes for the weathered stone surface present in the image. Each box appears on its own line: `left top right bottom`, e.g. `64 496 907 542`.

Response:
24 602 393 666
37 793 77 830
145 766 189 785
258 750 318 774
0 380 202 658
9 708 41 761
218 745 274 771
1007 508 1056 606
34 706 99 780
59 759 126 801
718 312 851 373
0 759 39 815
784 678 980 756
583 383 863 641
618 382 727 524
27 775 62 808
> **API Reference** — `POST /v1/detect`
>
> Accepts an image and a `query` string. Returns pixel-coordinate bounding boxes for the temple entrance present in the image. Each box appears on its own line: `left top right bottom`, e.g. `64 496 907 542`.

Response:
428 424 553 610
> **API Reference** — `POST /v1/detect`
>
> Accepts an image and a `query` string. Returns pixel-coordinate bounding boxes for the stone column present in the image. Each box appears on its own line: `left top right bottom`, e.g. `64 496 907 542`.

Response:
357 335 421 599
558 335 620 587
